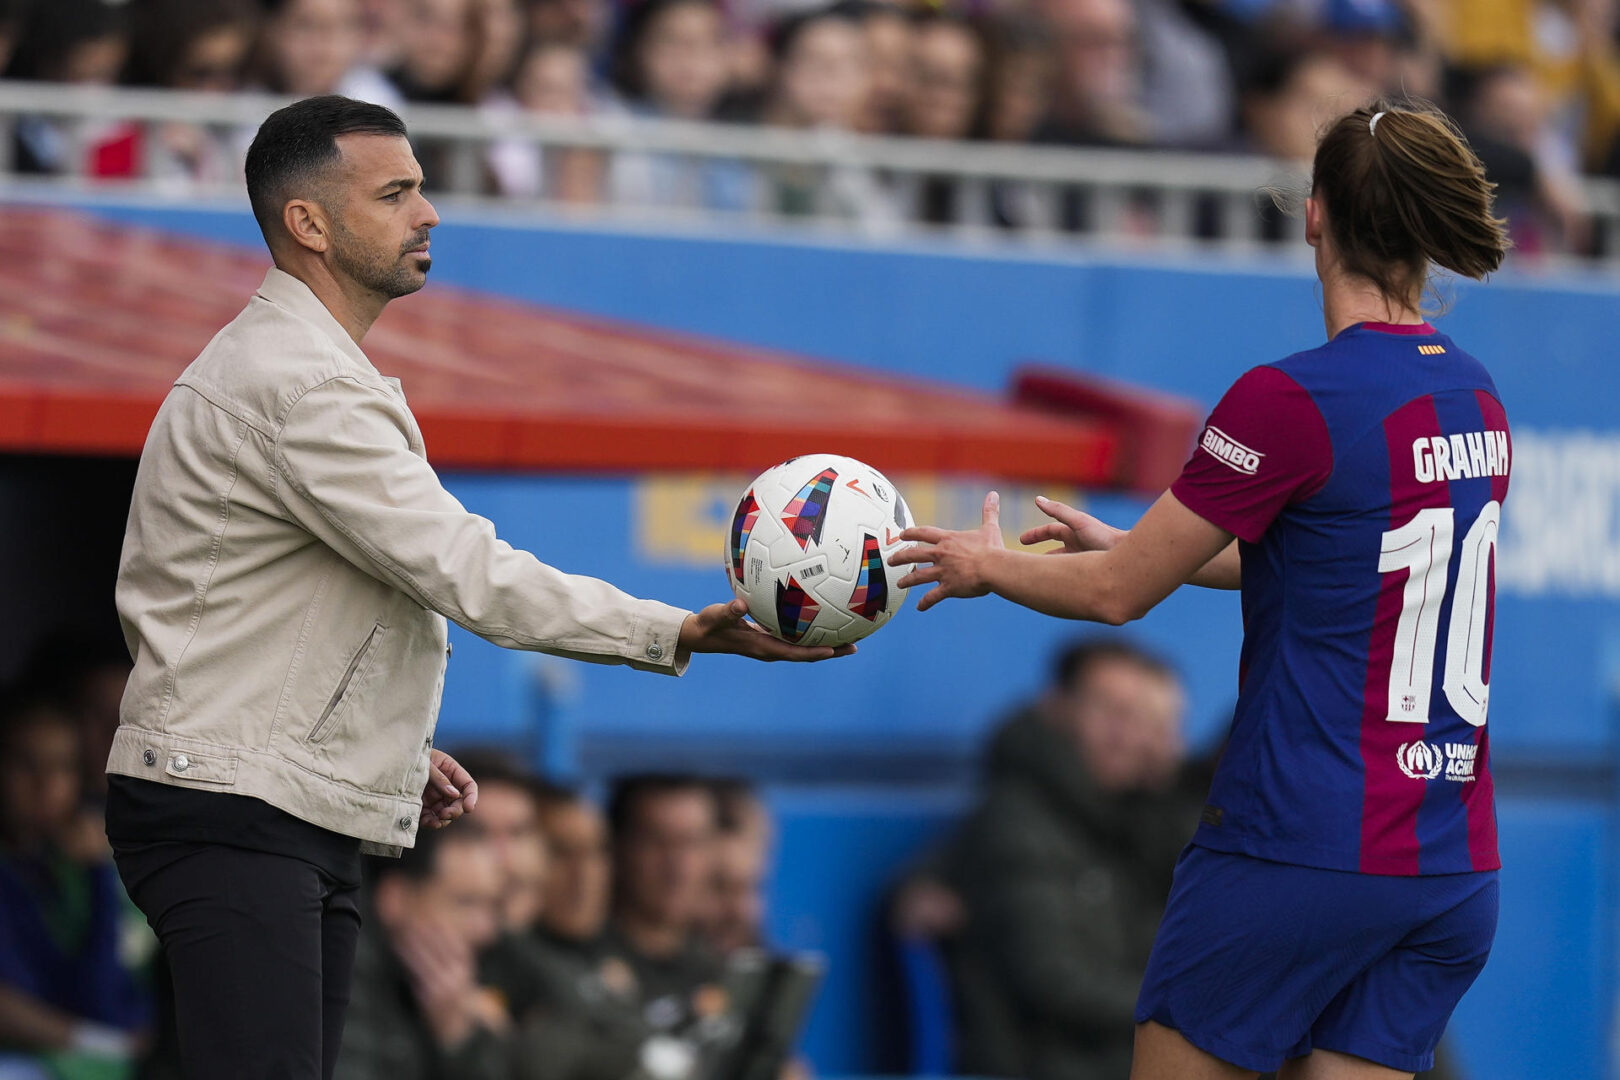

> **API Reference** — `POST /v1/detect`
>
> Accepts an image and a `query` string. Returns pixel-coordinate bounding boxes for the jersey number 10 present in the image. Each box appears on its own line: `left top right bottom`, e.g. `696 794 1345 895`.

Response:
1378 501 1501 727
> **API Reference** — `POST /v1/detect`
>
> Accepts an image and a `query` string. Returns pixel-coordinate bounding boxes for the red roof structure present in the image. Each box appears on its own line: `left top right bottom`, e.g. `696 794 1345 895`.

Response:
0 207 1198 489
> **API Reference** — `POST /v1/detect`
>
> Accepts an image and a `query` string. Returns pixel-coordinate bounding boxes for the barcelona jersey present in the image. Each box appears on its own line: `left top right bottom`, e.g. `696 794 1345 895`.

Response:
1172 322 1506 875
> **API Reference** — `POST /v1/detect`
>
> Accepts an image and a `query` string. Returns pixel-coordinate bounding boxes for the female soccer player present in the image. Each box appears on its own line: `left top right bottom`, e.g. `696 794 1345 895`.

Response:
890 102 1511 1080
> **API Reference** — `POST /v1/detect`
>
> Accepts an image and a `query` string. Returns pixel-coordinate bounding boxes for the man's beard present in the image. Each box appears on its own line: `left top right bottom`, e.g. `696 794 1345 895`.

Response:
331 218 429 300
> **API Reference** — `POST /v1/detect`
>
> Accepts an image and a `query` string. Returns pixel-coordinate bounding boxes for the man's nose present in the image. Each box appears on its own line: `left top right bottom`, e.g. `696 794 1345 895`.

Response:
418 193 440 230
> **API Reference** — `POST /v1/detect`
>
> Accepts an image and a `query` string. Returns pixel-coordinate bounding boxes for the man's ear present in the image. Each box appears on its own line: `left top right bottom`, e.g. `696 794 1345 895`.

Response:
283 198 332 254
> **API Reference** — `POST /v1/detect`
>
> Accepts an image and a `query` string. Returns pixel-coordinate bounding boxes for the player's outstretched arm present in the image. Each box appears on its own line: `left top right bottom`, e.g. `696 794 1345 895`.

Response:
1021 495 1240 590
891 490 1232 622
677 599 856 663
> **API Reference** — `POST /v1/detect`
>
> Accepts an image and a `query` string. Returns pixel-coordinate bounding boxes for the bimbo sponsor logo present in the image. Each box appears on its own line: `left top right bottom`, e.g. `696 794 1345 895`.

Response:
1396 741 1479 782
1200 426 1263 475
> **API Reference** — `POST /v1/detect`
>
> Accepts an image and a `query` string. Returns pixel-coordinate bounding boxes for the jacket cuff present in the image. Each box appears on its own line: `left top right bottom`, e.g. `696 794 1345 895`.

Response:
627 601 691 675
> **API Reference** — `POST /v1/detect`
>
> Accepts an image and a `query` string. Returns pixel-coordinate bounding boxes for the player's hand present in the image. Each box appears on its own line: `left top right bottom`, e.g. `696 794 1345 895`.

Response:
421 748 478 829
888 491 1005 613
677 599 857 662
1019 495 1124 554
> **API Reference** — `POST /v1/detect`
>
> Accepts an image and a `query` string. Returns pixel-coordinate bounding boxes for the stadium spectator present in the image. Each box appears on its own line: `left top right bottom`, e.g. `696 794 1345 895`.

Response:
0 0 19 75
446 749 550 932
0 694 150 1071
333 825 512 1080
977 13 1060 228
524 0 615 67
904 11 985 223
763 7 871 132
604 774 726 1033
357 0 411 69
1034 0 1148 145
468 0 526 102
841 0 912 134
123 0 257 92
382 0 480 103
478 784 662 1080
612 0 733 119
486 38 606 201
1453 62 1589 253
2 0 127 87
754 6 898 222
120 0 259 184
904 11 983 141
535 784 616 946
703 779 775 954
1240 48 1372 163
1132 0 1235 147
3 0 131 175
978 14 1058 144
13 630 131 809
255 0 367 98
607 0 753 209
932 639 1198 1080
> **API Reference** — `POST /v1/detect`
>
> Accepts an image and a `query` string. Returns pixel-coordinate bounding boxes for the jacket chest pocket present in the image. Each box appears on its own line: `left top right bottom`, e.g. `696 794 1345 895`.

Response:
308 623 388 745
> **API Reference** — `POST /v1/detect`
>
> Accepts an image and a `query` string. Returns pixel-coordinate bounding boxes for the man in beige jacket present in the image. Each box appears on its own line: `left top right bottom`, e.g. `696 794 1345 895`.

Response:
105 95 847 1080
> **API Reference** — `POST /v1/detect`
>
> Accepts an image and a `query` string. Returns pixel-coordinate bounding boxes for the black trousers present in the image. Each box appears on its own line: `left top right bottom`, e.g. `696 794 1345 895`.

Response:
113 841 362 1080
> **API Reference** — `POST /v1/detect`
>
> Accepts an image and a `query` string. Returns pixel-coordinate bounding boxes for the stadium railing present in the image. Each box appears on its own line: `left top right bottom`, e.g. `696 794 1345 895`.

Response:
3 81 1619 260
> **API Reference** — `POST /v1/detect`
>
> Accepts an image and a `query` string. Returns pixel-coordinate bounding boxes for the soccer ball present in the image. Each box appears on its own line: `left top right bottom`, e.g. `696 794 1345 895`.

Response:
725 454 912 647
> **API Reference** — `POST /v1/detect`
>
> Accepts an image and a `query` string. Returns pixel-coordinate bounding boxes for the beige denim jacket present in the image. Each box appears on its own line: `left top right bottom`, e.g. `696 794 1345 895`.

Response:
108 268 689 855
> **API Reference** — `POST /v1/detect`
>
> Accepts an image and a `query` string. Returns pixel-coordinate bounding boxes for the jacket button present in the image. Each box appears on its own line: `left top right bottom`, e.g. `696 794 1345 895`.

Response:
398 816 413 831
646 642 664 661
142 749 156 766
445 642 452 658
173 754 190 772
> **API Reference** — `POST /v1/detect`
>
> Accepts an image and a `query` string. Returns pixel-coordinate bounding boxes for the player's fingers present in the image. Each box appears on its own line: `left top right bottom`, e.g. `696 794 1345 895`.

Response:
887 543 935 567
914 586 950 613
981 490 1000 531
1019 523 1070 546
898 526 947 544
897 566 943 590
1035 495 1099 532
1033 494 1077 519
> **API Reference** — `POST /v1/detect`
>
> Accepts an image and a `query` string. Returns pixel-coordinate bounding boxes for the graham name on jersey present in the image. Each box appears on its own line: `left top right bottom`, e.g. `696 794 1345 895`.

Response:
1413 430 1509 483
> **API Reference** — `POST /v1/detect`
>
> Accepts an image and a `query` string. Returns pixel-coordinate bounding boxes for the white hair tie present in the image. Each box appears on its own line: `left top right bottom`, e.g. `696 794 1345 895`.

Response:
1369 111 1386 136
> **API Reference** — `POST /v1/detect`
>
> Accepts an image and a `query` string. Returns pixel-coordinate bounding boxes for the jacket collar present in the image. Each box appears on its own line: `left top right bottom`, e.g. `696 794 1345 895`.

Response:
255 267 378 375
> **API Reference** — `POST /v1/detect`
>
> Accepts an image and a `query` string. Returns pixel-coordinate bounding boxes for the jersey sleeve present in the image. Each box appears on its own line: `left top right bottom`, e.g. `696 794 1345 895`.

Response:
1170 365 1333 543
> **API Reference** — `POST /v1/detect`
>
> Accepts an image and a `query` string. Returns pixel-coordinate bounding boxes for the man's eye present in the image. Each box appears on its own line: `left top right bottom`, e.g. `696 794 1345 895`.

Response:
382 192 401 202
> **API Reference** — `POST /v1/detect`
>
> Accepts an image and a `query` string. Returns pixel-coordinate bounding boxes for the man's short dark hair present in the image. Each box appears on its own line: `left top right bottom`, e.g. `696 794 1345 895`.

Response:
1052 638 1176 693
244 95 408 249
606 773 716 840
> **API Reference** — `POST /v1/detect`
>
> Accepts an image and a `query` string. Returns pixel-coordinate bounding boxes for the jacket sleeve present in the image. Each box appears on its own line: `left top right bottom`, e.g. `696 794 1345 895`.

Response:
955 789 1144 1033
272 375 689 674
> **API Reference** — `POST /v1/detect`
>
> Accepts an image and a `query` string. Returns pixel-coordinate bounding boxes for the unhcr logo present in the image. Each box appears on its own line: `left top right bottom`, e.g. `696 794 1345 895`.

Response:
1200 426 1264 475
1396 741 1445 780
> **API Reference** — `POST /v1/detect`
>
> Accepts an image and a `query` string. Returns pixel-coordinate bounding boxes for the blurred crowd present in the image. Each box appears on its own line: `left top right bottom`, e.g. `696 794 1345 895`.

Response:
1 0 1619 249
0 629 1472 1080
0 631 811 1080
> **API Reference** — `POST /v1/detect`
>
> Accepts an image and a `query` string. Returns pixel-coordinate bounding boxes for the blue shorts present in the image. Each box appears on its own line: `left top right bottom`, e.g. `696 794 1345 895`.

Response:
1135 845 1498 1074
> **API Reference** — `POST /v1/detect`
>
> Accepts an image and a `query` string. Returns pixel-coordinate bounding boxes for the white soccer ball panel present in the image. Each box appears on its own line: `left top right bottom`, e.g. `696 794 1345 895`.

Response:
724 454 911 646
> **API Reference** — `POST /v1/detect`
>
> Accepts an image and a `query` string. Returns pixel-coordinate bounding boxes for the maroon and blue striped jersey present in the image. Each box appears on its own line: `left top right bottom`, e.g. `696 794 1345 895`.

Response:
1172 322 1505 875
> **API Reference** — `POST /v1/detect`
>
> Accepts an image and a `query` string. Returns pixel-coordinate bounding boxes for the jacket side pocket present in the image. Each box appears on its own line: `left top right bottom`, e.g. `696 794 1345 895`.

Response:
308 623 386 744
